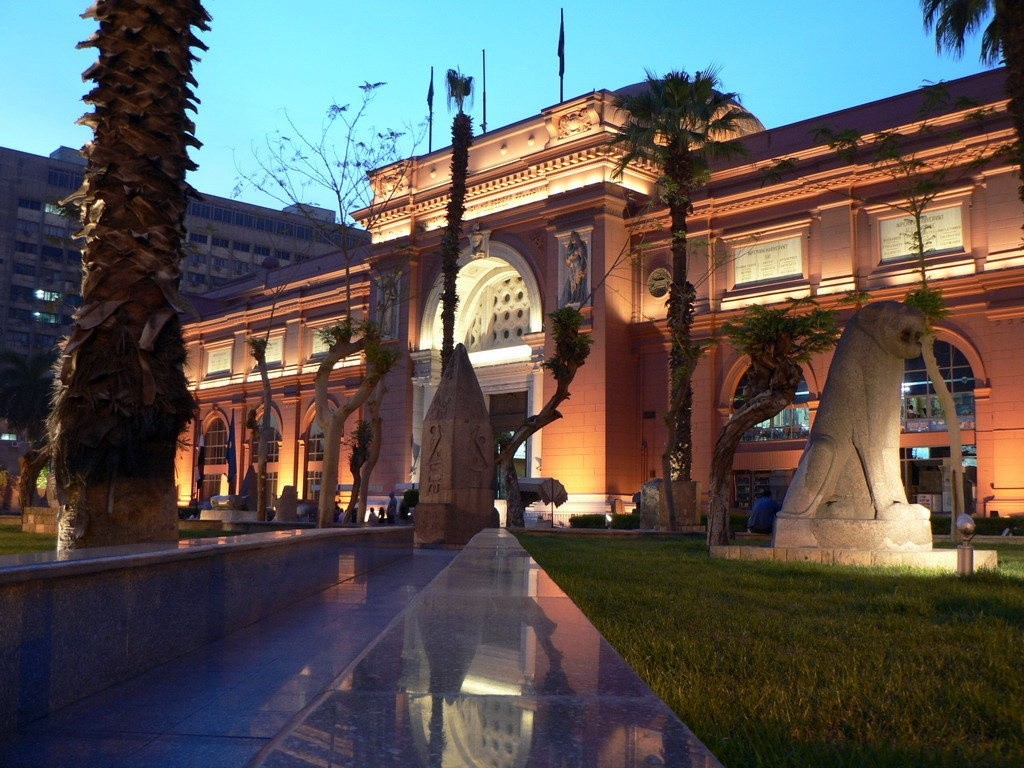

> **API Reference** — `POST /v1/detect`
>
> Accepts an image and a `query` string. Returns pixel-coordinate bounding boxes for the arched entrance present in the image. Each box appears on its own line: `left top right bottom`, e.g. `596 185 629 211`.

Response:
411 240 545 484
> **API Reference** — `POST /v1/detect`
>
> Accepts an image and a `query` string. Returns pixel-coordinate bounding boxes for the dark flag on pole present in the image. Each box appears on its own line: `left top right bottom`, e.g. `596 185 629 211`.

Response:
225 413 237 491
427 66 435 152
196 434 205 498
557 9 565 102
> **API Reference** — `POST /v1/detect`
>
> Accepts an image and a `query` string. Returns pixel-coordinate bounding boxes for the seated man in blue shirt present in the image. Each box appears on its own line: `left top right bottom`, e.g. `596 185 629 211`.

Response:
747 489 780 534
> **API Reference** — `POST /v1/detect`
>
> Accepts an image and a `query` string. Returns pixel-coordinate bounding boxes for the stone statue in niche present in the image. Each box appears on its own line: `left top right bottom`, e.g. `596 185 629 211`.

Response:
469 222 489 259
774 301 932 550
561 230 588 307
374 271 400 338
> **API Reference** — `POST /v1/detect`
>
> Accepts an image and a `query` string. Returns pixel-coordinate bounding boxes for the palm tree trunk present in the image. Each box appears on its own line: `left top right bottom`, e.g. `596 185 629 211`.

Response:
439 112 473 373
50 1 208 553
996 0 1024 212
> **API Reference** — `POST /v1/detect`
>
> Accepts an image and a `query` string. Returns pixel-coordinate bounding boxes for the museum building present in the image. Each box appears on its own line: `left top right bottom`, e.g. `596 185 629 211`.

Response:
177 67 1024 521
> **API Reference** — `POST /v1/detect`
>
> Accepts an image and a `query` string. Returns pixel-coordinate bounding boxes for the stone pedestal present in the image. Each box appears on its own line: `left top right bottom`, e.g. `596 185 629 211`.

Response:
414 344 495 548
773 515 933 550
276 485 298 522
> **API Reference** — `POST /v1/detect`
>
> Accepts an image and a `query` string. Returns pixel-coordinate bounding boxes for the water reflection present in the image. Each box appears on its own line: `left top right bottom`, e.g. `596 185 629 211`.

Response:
259 532 719 767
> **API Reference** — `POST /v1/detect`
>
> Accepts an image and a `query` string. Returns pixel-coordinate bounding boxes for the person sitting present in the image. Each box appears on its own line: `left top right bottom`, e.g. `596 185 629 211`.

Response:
747 489 780 534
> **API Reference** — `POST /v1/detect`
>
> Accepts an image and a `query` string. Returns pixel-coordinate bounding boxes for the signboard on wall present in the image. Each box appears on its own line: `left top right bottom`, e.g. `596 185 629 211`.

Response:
733 235 803 286
879 205 963 262
206 346 231 376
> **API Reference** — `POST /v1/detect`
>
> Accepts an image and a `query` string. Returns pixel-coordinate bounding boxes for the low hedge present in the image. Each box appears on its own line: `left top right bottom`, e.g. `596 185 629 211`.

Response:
569 513 607 529
610 513 641 530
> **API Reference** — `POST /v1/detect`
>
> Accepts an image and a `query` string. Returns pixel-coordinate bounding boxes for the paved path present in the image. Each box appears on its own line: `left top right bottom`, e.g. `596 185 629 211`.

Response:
0 548 456 768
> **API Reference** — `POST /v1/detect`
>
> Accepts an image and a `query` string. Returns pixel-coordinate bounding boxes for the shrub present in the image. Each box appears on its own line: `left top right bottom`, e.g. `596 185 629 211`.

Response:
610 513 641 530
402 488 419 509
569 513 607 529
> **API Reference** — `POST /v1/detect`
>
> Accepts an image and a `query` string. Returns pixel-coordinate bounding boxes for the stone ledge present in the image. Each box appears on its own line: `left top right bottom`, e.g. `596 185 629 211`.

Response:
710 544 998 570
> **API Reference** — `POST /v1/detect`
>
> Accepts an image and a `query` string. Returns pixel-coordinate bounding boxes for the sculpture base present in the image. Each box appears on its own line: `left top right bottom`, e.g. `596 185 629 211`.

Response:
414 495 496 548
773 515 933 551
711 544 998 571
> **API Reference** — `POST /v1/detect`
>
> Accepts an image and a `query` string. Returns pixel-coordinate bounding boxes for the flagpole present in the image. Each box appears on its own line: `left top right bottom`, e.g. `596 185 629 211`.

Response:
427 66 435 153
558 8 565 103
481 49 487 134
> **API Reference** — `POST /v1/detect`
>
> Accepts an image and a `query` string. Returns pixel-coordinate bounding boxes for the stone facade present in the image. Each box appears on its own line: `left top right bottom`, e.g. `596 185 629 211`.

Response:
176 68 1024 522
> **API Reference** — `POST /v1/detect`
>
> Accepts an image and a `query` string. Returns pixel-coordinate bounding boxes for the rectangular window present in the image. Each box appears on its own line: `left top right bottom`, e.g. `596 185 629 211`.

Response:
253 245 270 257
41 244 63 260
18 198 42 211
190 253 207 265
13 262 37 277
211 236 230 249
188 232 208 245
9 285 35 302
32 310 60 325
235 262 247 275
34 334 58 349
43 224 66 238
305 470 323 501
232 240 250 252
47 168 82 190
275 250 291 261
212 256 228 270
14 242 37 255
7 331 30 347
34 289 61 302
16 219 39 234
8 307 31 321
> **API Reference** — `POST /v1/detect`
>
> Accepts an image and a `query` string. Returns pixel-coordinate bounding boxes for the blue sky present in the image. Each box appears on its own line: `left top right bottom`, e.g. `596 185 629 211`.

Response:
2 1 994 211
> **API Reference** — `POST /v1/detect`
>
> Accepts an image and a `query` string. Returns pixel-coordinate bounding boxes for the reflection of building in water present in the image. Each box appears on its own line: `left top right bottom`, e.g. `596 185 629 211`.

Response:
179 67 1024 519
258 535 711 767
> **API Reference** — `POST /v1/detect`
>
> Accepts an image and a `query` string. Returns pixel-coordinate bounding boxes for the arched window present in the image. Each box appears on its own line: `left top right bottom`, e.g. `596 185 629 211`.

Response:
307 420 325 462
902 340 975 428
249 410 282 464
734 370 811 442
203 418 227 464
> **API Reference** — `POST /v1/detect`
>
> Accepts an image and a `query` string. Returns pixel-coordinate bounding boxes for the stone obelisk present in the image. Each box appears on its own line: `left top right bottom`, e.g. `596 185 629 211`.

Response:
414 344 495 547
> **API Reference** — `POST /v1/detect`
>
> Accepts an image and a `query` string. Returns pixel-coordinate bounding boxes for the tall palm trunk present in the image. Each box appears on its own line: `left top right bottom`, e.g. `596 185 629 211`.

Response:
661 157 699 529
49 0 208 552
997 0 1024 210
439 112 473 373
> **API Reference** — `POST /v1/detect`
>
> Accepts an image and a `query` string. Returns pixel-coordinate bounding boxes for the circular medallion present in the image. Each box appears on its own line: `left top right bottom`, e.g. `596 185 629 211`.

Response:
647 268 671 298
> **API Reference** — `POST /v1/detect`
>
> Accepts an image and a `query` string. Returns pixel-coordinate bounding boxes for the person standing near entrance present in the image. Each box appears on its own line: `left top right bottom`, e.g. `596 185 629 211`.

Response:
385 492 398 525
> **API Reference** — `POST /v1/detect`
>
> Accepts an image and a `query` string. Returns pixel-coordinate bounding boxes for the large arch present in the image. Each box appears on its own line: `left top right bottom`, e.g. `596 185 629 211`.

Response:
418 240 543 352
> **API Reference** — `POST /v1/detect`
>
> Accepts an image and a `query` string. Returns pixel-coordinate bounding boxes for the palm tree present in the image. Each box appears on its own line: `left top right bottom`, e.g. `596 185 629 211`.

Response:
47 1 208 551
0 350 56 509
922 0 1024 208
0 350 56 444
612 68 760 528
438 68 474 373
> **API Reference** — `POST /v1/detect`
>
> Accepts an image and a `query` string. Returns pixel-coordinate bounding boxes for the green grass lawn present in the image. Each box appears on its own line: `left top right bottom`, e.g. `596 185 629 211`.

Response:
515 532 1024 768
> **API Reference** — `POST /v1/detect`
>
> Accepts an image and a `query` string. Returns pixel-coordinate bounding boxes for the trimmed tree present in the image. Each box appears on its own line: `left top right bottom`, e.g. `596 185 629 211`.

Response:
706 301 840 546
49 0 208 552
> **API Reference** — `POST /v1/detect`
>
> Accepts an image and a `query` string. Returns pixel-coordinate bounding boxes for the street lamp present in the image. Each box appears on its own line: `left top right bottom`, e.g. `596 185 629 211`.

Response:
955 512 976 576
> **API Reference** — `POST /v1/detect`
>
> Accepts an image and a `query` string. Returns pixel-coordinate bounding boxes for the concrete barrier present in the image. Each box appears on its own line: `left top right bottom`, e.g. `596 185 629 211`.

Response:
0 526 411 733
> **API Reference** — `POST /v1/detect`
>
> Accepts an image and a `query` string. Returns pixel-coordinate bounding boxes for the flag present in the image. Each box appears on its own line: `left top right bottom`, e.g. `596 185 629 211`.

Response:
225 414 237 488
427 66 434 113
196 435 205 495
557 9 565 78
